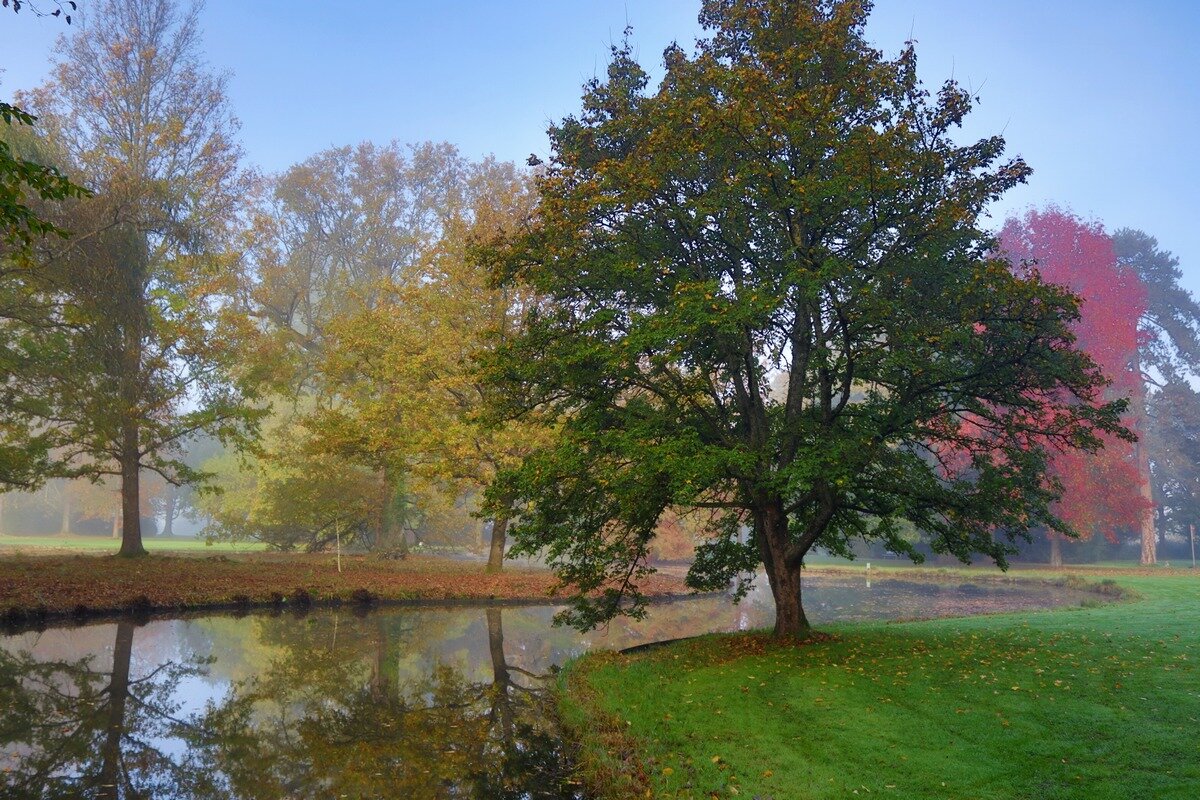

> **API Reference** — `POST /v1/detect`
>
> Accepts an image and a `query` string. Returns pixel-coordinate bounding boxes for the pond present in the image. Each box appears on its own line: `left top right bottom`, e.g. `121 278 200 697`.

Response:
0 575 1091 799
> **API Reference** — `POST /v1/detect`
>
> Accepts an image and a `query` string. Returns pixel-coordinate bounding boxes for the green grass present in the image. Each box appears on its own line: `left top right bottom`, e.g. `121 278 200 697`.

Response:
0 534 264 553
562 574 1200 799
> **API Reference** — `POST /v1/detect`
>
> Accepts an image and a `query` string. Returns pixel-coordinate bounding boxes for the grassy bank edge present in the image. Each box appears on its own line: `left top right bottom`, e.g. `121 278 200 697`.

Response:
557 650 654 799
553 572 1140 800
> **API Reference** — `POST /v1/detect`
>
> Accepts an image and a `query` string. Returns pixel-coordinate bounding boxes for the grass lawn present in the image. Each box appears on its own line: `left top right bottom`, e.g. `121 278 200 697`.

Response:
561 573 1200 799
0 533 265 554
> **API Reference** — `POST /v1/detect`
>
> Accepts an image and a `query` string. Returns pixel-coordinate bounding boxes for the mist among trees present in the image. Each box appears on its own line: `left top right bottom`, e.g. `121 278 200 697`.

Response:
2 0 1198 627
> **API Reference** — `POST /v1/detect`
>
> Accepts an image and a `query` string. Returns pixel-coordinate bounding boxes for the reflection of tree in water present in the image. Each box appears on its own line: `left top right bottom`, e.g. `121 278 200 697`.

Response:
2 610 577 799
0 620 215 799
187 607 578 799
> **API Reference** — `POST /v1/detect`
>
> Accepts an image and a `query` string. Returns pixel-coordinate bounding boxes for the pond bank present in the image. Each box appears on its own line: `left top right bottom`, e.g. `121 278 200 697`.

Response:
0 568 1128 796
0 552 692 629
0 554 1144 630
558 572 1199 799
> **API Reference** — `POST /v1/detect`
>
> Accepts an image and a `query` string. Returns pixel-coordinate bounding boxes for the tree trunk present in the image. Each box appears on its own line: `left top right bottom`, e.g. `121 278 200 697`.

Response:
118 418 146 557
1133 396 1157 565
60 494 71 536
1138 461 1157 565
486 607 509 688
370 617 388 699
756 499 811 636
0 495 6 536
161 484 176 537
486 514 509 573
94 620 134 799
374 469 407 556
117 301 146 557
1049 536 1063 568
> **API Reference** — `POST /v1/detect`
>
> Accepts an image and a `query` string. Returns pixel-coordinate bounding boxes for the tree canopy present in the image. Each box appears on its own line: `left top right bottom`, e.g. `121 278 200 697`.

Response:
12 0 259 555
482 0 1132 634
998 209 1149 564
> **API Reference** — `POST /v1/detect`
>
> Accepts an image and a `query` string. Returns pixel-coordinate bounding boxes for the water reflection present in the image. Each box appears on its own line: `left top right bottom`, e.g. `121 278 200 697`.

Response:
0 620 212 799
0 576 1089 799
2 610 579 799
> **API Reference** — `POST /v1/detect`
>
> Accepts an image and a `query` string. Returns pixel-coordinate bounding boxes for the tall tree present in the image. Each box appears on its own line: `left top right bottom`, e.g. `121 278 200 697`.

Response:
998 209 1148 566
315 156 549 570
482 0 1131 634
1147 380 1200 555
243 141 470 387
17 0 258 556
234 141 475 554
1114 229 1200 564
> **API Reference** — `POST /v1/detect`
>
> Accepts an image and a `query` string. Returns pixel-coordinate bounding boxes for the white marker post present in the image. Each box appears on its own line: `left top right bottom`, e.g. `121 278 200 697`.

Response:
336 519 342 574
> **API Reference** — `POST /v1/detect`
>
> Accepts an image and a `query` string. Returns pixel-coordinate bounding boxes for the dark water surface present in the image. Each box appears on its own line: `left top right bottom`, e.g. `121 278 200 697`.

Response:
0 576 1089 799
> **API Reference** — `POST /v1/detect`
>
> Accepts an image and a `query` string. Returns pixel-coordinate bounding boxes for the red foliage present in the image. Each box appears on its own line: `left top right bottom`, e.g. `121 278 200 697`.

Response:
998 208 1150 543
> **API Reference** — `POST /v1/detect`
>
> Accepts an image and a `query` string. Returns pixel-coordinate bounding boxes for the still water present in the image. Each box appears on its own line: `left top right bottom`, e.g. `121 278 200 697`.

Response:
0 576 1088 799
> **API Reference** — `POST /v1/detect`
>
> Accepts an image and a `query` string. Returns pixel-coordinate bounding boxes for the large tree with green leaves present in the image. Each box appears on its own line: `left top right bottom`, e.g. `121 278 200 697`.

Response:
483 0 1131 634
16 0 258 556
1148 380 1200 556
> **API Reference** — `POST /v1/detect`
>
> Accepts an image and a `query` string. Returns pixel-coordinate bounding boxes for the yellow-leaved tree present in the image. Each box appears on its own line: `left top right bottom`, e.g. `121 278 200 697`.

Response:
313 158 552 570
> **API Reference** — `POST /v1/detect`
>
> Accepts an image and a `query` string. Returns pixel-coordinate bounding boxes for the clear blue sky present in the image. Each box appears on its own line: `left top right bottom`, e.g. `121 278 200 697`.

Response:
2 1 1198 290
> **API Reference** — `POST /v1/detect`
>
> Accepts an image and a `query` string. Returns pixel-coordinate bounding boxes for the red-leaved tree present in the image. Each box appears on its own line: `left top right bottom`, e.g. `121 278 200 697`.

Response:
999 209 1151 565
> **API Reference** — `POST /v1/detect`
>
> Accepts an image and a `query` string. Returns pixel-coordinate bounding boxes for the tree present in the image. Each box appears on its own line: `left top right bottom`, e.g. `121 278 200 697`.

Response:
1148 380 1200 555
998 209 1148 566
1114 229 1200 564
234 141 478 555
242 141 472 387
0 103 82 251
482 0 1131 635
315 156 550 570
197 408 384 551
17 0 258 556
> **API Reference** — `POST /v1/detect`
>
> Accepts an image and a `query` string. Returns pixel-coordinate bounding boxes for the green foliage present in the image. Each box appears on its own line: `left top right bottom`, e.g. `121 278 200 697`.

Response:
0 104 89 489
1148 380 1200 536
1114 228 1200 383
0 102 86 249
483 0 1130 631
198 409 382 551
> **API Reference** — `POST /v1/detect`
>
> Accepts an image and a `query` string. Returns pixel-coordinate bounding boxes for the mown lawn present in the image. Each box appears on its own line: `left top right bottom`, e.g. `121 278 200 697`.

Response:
561 574 1199 799
0 534 265 553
